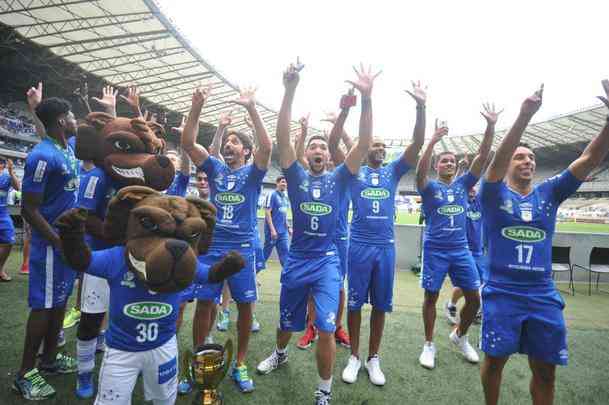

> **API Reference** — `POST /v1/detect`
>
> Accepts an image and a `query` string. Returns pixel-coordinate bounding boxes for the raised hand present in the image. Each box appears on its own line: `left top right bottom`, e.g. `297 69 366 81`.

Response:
230 86 257 110
346 63 382 97
26 82 43 111
171 116 186 134
191 86 211 110
299 113 311 128
520 84 544 116
91 86 118 110
7 159 14 173
405 80 427 106
73 82 88 102
218 110 233 127
481 102 503 125
597 79 609 109
244 115 254 130
458 156 470 169
120 86 140 110
431 119 449 143
282 57 305 92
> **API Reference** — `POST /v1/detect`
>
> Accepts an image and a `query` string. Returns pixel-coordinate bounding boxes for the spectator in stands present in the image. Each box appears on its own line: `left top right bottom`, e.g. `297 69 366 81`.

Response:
0 157 20 281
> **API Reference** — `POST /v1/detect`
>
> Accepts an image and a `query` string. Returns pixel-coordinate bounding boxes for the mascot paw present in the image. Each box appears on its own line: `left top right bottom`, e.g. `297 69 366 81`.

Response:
209 251 245 283
55 208 89 230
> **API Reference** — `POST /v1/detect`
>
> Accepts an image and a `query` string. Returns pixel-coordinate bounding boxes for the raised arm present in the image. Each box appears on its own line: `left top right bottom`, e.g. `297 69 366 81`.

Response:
181 87 211 168
568 80 609 181
230 86 272 170
209 112 231 160
296 115 310 169
7 159 20 191
403 81 427 166
277 61 303 169
119 86 143 118
456 155 471 178
486 85 543 182
26 82 46 137
343 64 382 174
73 82 92 115
469 103 502 177
416 121 448 191
91 86 118 117
326 110 349 165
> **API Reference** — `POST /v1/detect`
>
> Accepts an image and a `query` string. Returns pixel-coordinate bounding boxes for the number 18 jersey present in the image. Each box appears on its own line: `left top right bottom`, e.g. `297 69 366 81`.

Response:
480 170 582 288
284 162 354 257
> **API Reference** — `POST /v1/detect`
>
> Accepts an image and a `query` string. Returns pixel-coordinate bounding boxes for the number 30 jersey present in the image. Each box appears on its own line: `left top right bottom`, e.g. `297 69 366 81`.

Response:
419 172 478 249
284 162 354 257
480 170 582 288
350 158 410 245
199 156 266 248
86 246 211 352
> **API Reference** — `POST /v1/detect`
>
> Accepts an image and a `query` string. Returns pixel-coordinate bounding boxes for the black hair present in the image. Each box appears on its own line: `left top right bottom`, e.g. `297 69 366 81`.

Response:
195 167 206 175
306 135 328 148
276 175 286 183
35 97 72 132
222 131 253 161
517 142 533 150
0 157 6 164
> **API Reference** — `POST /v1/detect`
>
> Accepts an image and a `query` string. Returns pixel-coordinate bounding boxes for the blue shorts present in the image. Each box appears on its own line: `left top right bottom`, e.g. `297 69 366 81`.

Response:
29 236 77 309
481 284 568 365
473 254 488 284
421 247 480 293
263 233 289 269
347 241 396 312
335 236 349 282
0 212 15 244
192 245 256 304
279 253 341 333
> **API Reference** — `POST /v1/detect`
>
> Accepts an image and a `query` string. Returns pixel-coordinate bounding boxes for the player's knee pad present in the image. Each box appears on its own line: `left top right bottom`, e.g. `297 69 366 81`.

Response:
77 312 105 340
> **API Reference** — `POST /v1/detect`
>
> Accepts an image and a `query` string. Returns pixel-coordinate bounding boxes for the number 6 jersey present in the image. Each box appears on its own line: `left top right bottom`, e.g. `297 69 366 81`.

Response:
284 162 354 257
480 170 582 288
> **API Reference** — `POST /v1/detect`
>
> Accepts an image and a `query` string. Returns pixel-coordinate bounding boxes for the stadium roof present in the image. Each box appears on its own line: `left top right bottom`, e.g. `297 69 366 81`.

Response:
0 0 322 138
383 104 607 156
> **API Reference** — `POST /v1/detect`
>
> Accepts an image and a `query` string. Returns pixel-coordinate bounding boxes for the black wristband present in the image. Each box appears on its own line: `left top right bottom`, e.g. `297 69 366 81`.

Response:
361 96 372 106
416 104 426 110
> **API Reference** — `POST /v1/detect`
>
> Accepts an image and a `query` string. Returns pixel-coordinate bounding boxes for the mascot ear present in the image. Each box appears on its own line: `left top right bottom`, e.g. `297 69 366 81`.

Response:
104 186 161 244
186 197 217 254
75 112 114 161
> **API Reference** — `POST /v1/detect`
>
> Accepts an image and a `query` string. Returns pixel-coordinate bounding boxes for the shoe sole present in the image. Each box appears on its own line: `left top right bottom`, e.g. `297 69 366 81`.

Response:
11 384 55 401
336 340 351 348
296 342 312 350
365 367 386 386
419 362 435 370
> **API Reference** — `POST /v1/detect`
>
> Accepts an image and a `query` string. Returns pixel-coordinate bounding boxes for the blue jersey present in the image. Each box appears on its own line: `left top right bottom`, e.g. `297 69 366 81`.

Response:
336 189 350 240
199 157 266 247
350 158 410 245
22 138 78 235
86 246 211 352
419 172 478 249
0 171 12 213
265 190 289 235
466 194 484 256
77 166 116 250
480 170 582 288
165 172 190 197
284 162 354 257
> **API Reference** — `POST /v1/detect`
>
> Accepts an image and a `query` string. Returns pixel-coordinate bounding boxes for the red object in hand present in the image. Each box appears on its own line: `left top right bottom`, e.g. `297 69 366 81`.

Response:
340 94 357 109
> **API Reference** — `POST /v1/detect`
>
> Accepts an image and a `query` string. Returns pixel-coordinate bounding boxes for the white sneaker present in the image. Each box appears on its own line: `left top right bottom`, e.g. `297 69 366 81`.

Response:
444 301 458 325
364 355 386 386
257 350 288 375
449 329 479 363
419 342 436 369
341 355 361 383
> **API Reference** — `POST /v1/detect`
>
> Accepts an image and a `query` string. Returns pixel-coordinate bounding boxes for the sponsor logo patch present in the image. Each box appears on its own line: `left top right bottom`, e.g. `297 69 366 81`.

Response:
501 226 546 243
33 160 47 182
215 192 245 205
437 204 464 216
123 302 173 320
300 201 332 216
361 187 390 200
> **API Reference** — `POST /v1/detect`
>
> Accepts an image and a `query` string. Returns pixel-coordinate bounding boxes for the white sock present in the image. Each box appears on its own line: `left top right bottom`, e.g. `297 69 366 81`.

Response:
276 346 287 355
77 337 97 374
318 376 332 393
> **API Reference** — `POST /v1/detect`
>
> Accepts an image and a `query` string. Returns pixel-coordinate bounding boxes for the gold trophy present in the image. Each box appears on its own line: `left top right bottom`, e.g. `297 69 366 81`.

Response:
181 339 234 405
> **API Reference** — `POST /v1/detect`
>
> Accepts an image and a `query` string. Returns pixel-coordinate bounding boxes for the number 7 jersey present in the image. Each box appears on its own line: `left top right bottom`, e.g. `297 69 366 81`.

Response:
480 170 582 287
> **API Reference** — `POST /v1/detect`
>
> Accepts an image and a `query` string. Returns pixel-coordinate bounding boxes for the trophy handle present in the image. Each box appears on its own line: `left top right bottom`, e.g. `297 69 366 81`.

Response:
221 339 234 381
180 349 193 382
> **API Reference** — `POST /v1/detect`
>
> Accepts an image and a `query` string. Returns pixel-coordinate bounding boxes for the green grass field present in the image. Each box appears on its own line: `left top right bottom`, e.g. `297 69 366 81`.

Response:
257 209 609 234
1 249 609 404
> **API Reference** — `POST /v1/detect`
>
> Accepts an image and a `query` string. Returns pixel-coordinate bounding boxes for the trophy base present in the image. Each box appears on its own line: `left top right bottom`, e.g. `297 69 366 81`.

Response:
193 389 223 405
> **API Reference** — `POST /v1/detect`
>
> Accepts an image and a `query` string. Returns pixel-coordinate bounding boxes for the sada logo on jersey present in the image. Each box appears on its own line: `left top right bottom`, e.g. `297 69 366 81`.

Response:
361 188 389 200
501 226 546 243
215 192 245 205
467 211 482 220
123 302 173 320
437 205 464 216
300 202 332 216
